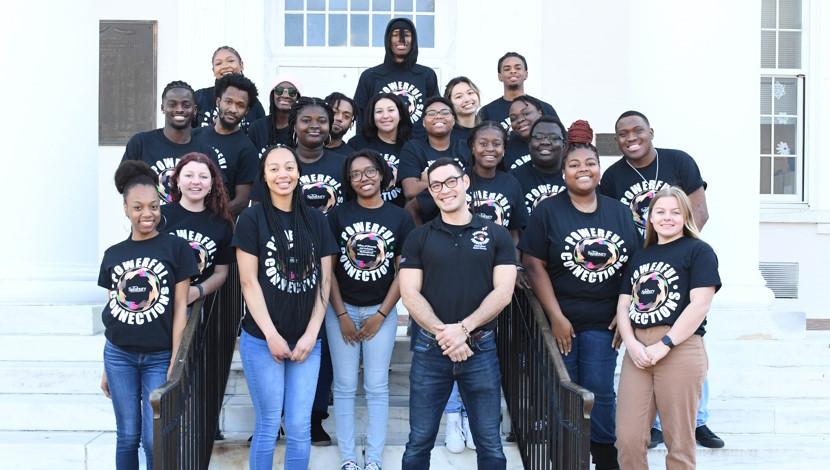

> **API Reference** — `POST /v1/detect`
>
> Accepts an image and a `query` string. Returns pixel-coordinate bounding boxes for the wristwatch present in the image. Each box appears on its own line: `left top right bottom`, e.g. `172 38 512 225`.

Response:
661 335 675 349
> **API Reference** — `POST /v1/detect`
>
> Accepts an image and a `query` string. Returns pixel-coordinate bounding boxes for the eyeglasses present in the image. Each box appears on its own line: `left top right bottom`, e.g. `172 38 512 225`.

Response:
425 109 453 119
531 133 563 143
349 167 380 181
274 86 298 97
428 175 463 192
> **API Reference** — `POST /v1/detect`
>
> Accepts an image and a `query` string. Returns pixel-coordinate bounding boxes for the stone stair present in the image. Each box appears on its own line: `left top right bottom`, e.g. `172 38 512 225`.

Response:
209 318 525 469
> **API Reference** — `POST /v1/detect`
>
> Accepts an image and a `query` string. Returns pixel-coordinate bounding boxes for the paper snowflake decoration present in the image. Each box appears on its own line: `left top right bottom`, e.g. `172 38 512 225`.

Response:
773 82 786 100
776 141 791 155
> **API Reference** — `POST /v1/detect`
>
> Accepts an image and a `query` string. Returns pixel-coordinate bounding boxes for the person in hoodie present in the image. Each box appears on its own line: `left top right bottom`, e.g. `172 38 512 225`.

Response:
353 18 439 139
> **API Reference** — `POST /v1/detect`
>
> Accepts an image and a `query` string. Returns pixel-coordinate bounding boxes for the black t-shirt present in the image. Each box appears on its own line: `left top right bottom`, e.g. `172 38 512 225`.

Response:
621 237 721 336
503 133 531 171
478 97 559 132
121 129 214 204
510 164 567 215
328 201 415 306
192 126 258 201
98 233 199 352
353 63 439 138
519 194 640 331
298 150 347 214
193 86 266 133
160 203 233 285
400 216 516 331
348 135 406 207
398 138 472 182
599 148 706 236
452 124 474 145
327 141 353 157
248 116 293 154
469 171 528 231
232 204 339 342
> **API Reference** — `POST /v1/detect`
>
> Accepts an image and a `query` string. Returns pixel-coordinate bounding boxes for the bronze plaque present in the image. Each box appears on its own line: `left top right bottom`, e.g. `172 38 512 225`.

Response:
595 133 619 157
99 20 157 145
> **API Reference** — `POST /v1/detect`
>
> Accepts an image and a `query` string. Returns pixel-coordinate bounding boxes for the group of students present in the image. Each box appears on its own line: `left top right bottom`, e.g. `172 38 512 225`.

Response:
98 16 722 470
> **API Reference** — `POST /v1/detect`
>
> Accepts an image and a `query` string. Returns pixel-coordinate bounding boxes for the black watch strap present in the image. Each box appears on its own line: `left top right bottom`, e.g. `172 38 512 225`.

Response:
661 335 675 349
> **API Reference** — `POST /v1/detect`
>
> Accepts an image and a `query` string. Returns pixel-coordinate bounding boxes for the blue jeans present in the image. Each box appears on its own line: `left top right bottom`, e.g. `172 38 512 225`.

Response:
103 340 171 470
654 377 709 430
324 303 398 465
240 330 322 470
402 328 506 470
444 382 464 414
562 329 618 444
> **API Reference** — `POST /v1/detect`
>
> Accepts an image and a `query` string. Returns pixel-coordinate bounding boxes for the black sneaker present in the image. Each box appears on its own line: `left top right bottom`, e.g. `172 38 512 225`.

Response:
311 415 332 446
648 428 663 449
695 425 725 448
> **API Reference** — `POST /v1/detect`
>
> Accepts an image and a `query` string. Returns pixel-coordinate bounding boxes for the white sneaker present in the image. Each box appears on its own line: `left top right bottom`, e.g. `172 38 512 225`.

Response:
444 412 465 453
462 415 476 450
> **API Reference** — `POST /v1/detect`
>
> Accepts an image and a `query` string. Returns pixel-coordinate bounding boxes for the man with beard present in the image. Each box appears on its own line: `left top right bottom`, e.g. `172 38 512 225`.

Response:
122 81 213 204
510 116 569 214
325 92 357 157
194 73 260 216
478 52 558 131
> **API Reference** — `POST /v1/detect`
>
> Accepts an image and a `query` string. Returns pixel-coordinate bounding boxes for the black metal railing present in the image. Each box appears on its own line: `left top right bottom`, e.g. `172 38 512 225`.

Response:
151 262 244 470
498 287 595 470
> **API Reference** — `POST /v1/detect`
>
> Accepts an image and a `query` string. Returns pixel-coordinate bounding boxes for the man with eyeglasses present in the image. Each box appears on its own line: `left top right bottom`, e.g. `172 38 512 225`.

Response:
478 52 558 132
399 158 517 469
510 116 569 214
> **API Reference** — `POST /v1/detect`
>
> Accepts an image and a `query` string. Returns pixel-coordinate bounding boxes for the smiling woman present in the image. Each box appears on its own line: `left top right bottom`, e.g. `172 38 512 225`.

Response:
519 120 641 469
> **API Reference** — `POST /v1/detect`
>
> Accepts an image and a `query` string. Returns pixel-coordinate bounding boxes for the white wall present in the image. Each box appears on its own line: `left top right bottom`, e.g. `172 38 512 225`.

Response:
0 0 101 304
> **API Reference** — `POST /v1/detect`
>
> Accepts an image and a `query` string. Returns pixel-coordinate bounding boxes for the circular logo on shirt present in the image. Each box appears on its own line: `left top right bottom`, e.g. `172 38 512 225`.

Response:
115 267 162 312
346 232 387 271
265 232 318 292
381 81 425 124
574 237 620 272
631 271 670 313
473 198 506 226
629 189 657 229
300 174 342 214
189 241 209 274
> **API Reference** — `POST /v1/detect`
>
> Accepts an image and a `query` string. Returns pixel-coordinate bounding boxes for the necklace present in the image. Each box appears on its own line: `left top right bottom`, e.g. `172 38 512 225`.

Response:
625 149 659 184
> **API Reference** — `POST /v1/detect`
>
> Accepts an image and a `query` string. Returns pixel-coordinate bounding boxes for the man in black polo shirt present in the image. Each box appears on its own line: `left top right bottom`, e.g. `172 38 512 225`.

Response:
399 158 517 469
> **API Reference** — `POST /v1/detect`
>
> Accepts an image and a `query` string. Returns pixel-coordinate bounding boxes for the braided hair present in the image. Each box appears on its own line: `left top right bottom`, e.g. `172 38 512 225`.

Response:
162 80 196 102
258 144 326 328
466 121 509 222
288 97 334 148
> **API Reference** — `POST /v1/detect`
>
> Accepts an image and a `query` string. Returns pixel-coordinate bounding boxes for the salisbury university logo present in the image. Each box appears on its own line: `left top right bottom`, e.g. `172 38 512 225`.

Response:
628 262 682 325
108 258 171 325
560 227 628 283
300 174 343 214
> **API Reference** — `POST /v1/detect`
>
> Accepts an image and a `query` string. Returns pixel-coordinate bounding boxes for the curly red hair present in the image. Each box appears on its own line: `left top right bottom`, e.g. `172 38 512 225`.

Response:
169 152 234 227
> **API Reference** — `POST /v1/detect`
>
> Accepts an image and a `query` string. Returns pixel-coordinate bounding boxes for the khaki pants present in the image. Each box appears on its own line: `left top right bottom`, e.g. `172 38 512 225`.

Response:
615 325 707 470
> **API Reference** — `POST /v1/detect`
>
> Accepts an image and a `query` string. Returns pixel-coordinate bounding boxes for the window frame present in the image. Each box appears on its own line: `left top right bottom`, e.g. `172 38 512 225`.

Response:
759 0 809 206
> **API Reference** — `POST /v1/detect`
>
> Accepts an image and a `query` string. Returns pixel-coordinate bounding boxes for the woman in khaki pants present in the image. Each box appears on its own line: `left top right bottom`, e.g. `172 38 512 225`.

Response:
615 187 721 469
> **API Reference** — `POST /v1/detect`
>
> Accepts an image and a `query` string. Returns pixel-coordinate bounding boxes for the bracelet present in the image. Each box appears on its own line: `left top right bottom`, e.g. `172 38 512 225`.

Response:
196 284 205 299
336 311 347 318
377 310 388 318
459 321 471 339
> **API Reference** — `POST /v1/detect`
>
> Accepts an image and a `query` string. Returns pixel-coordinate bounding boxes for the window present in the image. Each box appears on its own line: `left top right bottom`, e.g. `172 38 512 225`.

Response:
760 0 805 201
284 0 436 48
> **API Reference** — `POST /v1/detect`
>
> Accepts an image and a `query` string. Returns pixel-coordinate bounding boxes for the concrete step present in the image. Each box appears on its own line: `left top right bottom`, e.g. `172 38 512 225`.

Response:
209 433 524 470
708 364 829 399
0 431 141 470
705 397 830 434
0 305 104 336
0 334 105 362
0 394 115 431
645 433 830 469
0 361 103 394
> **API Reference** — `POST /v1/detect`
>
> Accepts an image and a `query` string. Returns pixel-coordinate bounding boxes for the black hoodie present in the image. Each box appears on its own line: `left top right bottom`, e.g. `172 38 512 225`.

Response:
353 18 438 138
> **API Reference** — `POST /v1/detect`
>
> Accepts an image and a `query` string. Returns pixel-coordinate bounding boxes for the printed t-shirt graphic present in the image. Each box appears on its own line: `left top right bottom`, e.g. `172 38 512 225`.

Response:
348 135 406 206
161 203 233 285
467 171 527 231
510 163 566 214
298 150 346 214
599 148 705 235
121 129 214 204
